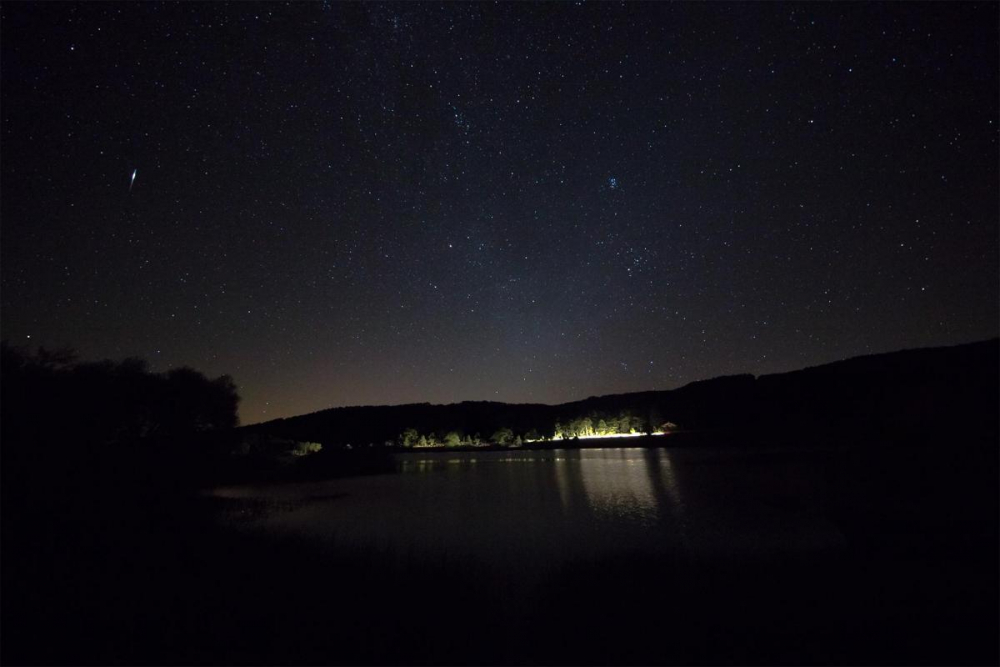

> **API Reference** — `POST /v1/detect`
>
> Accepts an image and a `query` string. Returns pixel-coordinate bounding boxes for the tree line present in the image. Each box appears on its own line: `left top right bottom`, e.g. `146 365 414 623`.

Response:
1 342 239 451
394 410 678 448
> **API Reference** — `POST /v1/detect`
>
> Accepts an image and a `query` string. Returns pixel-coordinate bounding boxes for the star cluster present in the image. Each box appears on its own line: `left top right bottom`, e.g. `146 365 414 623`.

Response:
2 3 997 423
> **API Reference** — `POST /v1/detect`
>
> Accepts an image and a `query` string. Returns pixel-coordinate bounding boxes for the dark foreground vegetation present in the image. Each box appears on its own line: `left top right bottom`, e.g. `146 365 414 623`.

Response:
2 339 998 665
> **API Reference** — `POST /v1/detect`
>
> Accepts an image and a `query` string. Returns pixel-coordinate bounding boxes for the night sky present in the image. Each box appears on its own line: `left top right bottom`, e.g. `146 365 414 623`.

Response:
2 2 997 424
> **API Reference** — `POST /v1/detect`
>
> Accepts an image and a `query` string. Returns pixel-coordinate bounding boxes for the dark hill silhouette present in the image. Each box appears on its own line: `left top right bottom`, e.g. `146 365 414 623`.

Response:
247 338 999 450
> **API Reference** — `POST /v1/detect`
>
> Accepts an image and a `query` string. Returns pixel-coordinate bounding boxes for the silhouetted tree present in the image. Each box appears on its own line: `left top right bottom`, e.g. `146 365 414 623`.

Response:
0 342 239 452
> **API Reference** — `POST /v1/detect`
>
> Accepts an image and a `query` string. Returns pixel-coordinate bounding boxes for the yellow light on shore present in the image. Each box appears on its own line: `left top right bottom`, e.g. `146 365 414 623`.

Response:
524 431 667 443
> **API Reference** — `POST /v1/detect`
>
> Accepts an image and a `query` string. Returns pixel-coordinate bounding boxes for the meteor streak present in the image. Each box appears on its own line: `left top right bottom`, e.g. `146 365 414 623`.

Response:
129 169 137 192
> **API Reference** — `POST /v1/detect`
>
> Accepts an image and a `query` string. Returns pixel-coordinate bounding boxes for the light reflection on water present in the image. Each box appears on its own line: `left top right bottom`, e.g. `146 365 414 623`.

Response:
215 447 844 573
561 449 659 524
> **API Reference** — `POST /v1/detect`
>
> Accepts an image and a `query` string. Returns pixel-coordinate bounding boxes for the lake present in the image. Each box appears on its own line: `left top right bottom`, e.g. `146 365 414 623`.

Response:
213 447 846 575
204 444 996 663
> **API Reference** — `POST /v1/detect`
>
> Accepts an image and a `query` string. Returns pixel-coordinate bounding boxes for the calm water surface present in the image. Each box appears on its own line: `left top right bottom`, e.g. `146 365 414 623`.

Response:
214 447 845 575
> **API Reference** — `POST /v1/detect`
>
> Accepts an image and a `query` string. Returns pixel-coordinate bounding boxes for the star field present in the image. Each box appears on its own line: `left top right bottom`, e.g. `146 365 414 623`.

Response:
2 3 997 423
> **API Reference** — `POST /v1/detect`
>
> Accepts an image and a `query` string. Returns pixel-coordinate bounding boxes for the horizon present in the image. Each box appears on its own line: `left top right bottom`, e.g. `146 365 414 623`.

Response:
231 335 995 425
